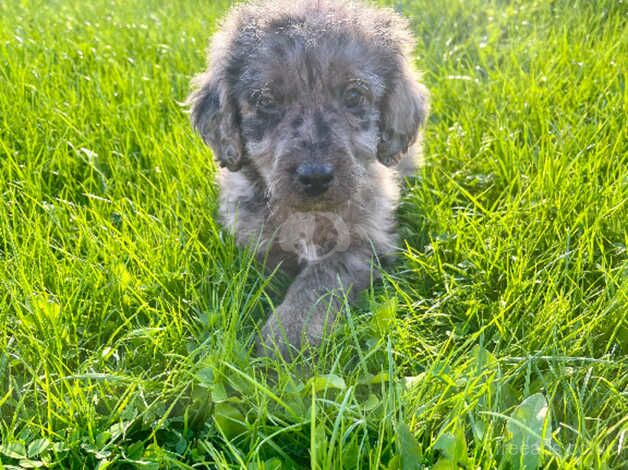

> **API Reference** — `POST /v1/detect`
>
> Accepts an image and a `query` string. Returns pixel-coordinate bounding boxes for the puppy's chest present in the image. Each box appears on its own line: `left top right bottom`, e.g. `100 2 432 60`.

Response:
274 211 351 264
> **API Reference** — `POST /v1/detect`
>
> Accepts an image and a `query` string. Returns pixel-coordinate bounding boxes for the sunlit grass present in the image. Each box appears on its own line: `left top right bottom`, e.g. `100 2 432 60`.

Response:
0 0 626 468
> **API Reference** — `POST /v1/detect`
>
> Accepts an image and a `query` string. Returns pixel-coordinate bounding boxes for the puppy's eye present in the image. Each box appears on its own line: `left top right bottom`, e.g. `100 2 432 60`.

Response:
343 87 365 108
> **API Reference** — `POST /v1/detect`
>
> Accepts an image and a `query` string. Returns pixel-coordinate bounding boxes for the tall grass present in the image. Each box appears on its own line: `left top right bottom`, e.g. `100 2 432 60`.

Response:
0 0 625 468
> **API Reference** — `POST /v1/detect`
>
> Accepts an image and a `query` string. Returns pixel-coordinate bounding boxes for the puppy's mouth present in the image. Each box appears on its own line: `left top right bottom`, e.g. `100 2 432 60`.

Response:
292 197 345 211
268 187 347 212
296 181 352 210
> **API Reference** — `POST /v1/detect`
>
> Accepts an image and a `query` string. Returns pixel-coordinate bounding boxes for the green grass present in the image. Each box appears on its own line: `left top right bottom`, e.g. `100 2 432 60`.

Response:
0 0 626 468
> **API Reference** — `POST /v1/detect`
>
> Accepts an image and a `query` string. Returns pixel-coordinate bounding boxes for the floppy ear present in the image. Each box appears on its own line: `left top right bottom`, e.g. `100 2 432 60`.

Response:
377 62 429 167
187 71 245 172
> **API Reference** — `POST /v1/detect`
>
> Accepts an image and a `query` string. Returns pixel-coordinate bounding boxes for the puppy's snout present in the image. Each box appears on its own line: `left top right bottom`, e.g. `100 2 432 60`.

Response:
296 163 334 196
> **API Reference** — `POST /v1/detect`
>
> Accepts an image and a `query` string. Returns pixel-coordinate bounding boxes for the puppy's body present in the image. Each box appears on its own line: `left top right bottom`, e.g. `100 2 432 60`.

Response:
188 0 429 357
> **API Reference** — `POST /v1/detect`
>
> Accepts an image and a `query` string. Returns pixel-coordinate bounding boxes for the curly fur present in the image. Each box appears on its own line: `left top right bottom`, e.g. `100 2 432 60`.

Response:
187 0 429 358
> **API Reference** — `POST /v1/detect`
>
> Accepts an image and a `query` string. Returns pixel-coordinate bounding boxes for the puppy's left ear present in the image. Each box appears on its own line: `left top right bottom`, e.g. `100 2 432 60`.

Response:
377 62 430 167
186 71 245 172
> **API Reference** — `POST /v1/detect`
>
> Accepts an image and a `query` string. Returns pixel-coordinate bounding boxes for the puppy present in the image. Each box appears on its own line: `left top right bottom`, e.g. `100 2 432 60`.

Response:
187 0 429 358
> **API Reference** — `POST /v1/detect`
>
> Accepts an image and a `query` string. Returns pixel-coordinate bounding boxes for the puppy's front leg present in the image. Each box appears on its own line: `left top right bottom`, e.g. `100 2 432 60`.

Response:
258 249 372 359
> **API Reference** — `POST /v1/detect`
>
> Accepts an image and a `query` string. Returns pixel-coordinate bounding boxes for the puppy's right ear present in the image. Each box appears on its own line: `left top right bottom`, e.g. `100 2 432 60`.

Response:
187 72 244 172
377 61 429 168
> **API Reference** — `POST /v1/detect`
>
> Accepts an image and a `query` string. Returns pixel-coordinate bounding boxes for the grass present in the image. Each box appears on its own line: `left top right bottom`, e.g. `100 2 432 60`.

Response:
0 0 626 467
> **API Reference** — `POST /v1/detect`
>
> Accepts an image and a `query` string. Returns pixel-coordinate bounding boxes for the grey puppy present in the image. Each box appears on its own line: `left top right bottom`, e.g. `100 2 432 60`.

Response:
187 0 429 358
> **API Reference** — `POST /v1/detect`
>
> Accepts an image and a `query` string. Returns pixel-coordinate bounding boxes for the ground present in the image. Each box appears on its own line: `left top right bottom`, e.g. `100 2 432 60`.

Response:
0 0 626 468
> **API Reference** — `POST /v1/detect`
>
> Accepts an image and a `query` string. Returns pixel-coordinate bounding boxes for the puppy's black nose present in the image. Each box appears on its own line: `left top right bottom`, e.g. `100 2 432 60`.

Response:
296 163 334 196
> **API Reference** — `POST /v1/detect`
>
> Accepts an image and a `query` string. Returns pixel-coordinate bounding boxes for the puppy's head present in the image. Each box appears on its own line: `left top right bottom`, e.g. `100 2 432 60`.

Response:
188 0 429 211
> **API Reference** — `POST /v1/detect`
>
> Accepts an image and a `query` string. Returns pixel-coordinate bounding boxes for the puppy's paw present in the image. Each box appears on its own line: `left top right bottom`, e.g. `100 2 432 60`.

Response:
256 308 302 361
255 294 338 361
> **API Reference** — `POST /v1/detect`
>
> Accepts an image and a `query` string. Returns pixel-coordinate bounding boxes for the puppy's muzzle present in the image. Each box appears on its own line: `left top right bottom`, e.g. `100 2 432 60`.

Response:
296 162 334 196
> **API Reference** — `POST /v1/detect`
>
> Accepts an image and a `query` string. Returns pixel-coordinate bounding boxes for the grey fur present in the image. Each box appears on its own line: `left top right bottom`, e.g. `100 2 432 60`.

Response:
187 0 429 358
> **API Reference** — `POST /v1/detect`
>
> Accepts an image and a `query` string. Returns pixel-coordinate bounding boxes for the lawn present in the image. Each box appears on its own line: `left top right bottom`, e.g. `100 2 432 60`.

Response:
0 0 626 468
